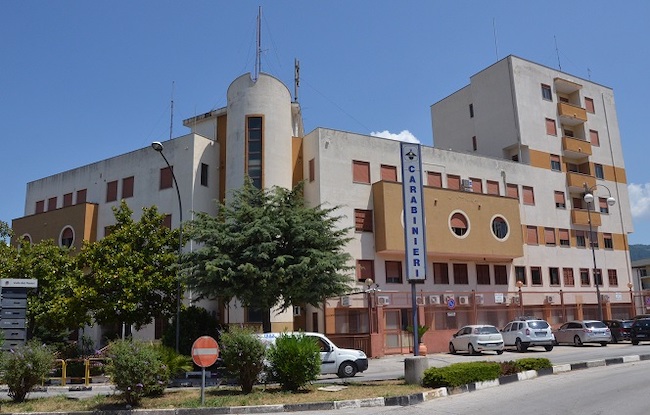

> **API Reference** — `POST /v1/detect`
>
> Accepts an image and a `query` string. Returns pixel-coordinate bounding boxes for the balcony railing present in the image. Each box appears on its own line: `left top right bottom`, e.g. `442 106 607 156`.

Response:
571 208 602 226
566 171 595 192
558 102 587 125
562 135 592 157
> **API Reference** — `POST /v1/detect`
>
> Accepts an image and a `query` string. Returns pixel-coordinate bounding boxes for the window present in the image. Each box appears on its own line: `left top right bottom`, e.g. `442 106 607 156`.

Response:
531 267 542 286
163 214 172 229
545 118 557 136
472 136 477 151
76 189 87 204
106 180 118 202
246 116 263 188
563 268 575 286
469 103 474 118
486 180 499 195
356 260 374 282
354 209 373 232
506 183 519 200
63 193 73 207
104 226 114 237
60 227 74 248
47 197 57 211
589 231 599 249
549 267 560 286
35 200 44 214
564 128 575 138
453 263 469 284
427 171 442 188
309 159 315 182
599 197 610 214
122 176 134 199
522 186 535 205
595 163 604 179
594 268 603 286
494 265 508 285
450 212 469 237
385 261 403 284
541 84 552 100
433 262 449 284
491 216 509 240
550 154 562 171
585 97 595 113
380 164 398 182
559 228 570 246
470 178 482 193
476 264 491 285
544 227 556 245
608 269 618 286
590 129 600 146
576 230 586 247
604 233 614 249
200 163 209 187
526 226 539 245
160 167 173 189
352 160 370 184
515 266 526 285
555 191 566 208
580 268 590 286
447 174 461 190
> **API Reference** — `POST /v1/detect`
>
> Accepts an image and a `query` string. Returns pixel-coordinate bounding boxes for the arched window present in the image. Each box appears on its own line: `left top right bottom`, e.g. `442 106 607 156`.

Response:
491 216 509 240
60 227 74 248
450 212 469 237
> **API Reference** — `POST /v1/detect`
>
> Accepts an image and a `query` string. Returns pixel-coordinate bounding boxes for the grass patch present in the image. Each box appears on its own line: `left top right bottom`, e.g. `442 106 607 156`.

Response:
0 381 429 413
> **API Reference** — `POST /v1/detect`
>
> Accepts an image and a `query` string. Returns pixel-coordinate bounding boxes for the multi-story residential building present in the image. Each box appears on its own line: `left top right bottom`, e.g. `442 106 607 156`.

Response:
11 56 635 356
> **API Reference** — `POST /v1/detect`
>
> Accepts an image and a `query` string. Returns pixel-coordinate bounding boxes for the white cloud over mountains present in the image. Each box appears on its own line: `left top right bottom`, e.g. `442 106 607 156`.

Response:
629 183 650 220
370 130 420 143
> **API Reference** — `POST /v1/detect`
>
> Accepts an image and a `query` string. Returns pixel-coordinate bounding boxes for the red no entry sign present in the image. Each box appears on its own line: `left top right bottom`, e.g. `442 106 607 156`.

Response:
191 336 220 367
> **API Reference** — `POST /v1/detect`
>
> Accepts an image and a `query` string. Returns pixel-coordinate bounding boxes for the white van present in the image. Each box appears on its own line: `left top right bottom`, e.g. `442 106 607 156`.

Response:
257 332 368 378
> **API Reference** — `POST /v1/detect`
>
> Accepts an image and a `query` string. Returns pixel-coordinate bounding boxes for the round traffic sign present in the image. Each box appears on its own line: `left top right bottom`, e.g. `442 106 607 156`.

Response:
191 336 220 367
447 298 456 310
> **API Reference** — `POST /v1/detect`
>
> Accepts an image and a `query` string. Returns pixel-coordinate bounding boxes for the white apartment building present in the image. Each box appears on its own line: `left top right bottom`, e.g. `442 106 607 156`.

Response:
12 56 635 355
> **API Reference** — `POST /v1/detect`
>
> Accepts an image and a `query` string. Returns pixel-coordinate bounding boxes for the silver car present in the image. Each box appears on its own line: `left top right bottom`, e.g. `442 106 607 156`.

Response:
502 318 555 352
449 325 504 355
553 320 611 346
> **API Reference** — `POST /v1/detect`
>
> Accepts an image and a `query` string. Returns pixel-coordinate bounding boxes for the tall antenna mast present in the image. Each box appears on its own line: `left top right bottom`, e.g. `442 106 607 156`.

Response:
254 6 262 81
294 59 300 102
169 81 175 141
492 18 499 61
554 35 562 71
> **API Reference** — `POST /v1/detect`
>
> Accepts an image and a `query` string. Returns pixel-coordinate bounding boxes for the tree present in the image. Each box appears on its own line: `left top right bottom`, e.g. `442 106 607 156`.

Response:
183 178 352 329
161 305 223 356
78 201 180 331
0 219 13 242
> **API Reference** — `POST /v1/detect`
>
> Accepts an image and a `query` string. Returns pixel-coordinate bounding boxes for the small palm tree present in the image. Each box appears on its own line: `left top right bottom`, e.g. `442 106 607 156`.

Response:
153 345 193 379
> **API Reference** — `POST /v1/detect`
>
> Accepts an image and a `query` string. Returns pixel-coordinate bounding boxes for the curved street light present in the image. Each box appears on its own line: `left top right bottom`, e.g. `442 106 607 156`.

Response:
583 183 616 321
152 141 183 353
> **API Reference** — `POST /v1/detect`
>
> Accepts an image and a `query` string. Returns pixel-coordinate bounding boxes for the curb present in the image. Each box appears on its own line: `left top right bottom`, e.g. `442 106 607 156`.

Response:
3 353 650 415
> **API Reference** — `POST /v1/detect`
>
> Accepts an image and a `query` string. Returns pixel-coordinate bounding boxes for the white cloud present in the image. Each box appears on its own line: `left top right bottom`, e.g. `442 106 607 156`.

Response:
629 183 650 219
370 130 420 144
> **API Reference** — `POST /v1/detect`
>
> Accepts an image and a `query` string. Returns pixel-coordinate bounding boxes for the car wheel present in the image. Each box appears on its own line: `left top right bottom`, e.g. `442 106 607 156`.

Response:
449 342 457 355
632 340 639 345
600 342 608 347
544 345 553 352
573 335 583 347
468 343 477 355
515 338 527 352
337 361 357 378
496 350 504 355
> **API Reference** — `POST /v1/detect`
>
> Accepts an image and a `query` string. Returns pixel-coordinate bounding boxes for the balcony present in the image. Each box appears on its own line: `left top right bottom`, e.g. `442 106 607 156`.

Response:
566 171 595 192
562 135 592 158
558 102 587 126
571 208 602 227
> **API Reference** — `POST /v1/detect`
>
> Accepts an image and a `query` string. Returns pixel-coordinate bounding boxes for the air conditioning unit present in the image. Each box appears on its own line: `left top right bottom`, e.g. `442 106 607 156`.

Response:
601 294 610 303
545 295 554 304
511 296 520 305
377 295 390 306
461 179 473 191
475 294 484 305
293 306 302 316
415 297 425 305
458 295 470 305
444 294 456 304
340 296 351 307
429 295 441 305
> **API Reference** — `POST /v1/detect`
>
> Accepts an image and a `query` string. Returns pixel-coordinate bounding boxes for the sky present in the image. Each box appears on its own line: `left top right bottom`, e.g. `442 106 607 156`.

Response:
1 1 649 244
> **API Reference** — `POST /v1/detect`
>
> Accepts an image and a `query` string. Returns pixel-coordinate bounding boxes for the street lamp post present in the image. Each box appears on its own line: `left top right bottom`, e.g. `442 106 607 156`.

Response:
516 280 524 315
583 183 616 322
365 278 380 334
152 141 183 353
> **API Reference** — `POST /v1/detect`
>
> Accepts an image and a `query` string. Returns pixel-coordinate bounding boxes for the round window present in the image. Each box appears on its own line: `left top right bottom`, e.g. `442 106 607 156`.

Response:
449 211 469 238
491 216 509 240
60 226 75 248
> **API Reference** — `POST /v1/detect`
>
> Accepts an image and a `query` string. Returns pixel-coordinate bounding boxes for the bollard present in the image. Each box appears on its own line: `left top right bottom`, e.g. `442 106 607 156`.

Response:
404 356 429 385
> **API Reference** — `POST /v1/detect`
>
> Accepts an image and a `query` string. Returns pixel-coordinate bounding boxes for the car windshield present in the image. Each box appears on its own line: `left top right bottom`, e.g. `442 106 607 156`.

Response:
528 321 549 329
585 321 607 329
476 326 499 334
621 321 633 328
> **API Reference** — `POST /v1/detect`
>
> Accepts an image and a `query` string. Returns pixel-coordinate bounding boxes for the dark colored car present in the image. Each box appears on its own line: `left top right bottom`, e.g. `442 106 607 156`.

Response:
630 318 650 345
604 319 633 343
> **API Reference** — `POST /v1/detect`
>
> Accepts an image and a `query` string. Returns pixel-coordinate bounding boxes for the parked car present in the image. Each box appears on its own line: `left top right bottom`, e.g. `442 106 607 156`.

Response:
449 325 504 355
630 318 650 345
553 320 611 346
501 317 555 352
603 319 633 343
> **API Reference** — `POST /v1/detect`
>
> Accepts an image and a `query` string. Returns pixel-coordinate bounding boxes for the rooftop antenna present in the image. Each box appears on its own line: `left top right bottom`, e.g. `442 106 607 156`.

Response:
492 18 499 61
587 68 592 80
169 81 175 141
554 35 562 71
254 6 262 81
294 58 300 102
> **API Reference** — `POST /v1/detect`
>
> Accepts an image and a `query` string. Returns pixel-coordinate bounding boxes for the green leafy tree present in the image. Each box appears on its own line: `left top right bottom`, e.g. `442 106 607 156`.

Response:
162 305 223 356
78 201 180 330
183 179 352 330
0 219 13 242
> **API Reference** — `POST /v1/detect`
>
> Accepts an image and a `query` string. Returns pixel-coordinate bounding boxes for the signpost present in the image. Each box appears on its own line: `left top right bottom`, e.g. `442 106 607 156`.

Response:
191 336 219 404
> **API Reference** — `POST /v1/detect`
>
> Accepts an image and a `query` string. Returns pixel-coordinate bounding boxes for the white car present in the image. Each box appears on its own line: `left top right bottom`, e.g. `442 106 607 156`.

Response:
449 325 504 355
502 317 555 352
553 320 611 346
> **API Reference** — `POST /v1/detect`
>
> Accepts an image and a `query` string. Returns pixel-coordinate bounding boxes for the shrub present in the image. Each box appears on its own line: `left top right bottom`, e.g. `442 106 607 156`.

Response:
0 340 55 402
514 357 552 372
266 333 320 391
422 361 501 388
153 344 193 379
499 360 519 376
219 326 266 394
104 340 169 406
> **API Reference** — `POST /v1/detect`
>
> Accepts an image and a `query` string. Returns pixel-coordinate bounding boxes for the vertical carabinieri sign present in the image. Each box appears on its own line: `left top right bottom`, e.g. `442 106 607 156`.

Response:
400 142 427 282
